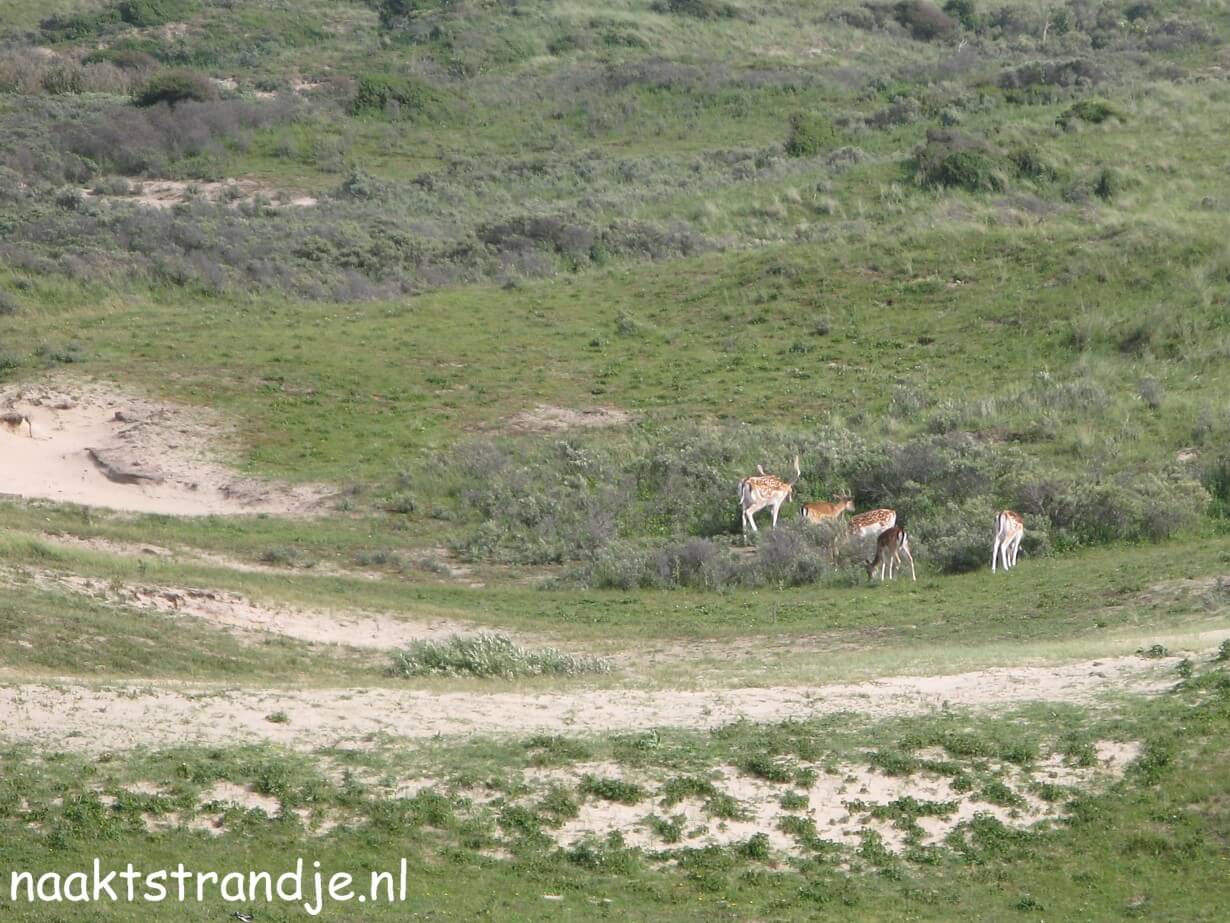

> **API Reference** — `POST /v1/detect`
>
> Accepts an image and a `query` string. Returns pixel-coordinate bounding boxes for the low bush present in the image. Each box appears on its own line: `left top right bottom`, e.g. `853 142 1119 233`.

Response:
913 129 1005 192
350 74 448 121
892 1 957 41
389 633 613 679
133 70 218 107
1057 99 1123 129
118 0 197 27
651 0 740 20
785 113 837 158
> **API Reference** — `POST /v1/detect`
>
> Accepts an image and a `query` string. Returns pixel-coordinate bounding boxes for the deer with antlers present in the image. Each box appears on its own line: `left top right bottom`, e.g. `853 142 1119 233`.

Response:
866 526 916 582
991 510 1024 573
738 455 800 534
800 496 854 525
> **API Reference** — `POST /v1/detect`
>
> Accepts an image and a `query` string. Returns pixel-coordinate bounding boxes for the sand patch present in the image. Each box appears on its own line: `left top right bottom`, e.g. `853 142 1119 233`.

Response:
504 404 633 433
81 179 317 210
0 653 1182 755
1 379 328 516
18 568 477 651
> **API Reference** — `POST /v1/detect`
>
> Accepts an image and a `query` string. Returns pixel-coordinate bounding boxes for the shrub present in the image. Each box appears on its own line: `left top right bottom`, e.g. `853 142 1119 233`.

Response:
579 776 646 803
893 1 957 40
651 0 740 19
0 292 20 317
388 633 612 679
83 48 159 71
999 60 1102 91
134 70 218 107
1057 99 1123 129
913 129 1004 192
117 0 196 27
350 74 448 121
785 113 837 158
942 0 977 29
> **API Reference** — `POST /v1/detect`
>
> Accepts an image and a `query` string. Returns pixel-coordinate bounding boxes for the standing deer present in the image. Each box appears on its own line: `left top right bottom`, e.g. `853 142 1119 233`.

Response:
739 456 800 534
800 496 854 524
991 510 1024 573
847 508 896 538
866 526 916 582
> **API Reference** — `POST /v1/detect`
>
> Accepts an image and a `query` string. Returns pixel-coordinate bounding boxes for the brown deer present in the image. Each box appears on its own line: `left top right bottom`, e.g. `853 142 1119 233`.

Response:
991 510 1024 573
1 412 32 438
739 456 800 534
866 526 916 582
800 497 855 525
848 508 896 538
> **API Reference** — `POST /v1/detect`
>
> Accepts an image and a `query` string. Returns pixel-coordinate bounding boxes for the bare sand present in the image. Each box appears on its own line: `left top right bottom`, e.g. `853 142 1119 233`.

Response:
0 652 1176 754
1 379 326 516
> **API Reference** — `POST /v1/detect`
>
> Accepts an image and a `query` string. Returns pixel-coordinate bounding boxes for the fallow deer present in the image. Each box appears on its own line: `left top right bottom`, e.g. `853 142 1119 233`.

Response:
800 496 855 525
991 510 1024 573
847 508 896 538
866 526 916 582
739 455 800 534
0 412 32 438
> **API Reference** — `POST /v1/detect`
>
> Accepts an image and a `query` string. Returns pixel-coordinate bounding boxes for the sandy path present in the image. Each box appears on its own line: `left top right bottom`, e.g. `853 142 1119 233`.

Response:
0 653 1177 753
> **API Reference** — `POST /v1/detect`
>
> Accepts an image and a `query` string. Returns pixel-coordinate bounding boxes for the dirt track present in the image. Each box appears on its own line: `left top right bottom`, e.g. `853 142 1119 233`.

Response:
0 653 1178 753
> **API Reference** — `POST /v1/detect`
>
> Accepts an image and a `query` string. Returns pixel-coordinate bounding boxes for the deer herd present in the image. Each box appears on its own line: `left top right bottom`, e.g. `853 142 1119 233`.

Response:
740 457 1023 582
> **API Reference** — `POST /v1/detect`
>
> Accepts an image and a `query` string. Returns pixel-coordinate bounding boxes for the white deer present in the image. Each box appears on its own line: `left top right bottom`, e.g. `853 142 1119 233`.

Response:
866 526 916 582
739 456 800 534
991 510 1024 573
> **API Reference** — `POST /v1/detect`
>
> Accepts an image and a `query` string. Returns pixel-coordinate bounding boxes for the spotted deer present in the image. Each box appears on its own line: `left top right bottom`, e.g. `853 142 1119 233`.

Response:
866 526 916 582
800 496 854 525
739 455 800 534
0 412 32 438
991 510 1024 573
847 507 896 538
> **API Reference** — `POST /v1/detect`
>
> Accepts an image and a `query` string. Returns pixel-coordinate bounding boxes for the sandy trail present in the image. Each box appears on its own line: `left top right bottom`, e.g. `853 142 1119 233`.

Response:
1 379 325 516
0 653 1178 754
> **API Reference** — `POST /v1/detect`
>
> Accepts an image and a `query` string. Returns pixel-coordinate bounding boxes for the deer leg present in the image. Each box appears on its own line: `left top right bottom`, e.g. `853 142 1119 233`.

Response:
904 548 916 581
991 536 1000 573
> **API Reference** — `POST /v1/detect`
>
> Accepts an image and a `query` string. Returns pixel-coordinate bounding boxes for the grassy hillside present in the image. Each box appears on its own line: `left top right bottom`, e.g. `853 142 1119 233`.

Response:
2 1 1230 920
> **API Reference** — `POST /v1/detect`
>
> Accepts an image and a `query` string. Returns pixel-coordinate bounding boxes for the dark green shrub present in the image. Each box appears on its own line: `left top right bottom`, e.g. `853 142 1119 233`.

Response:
118 0 196 27
0 293 20 317
913 129 1005 191
40 11 120 41
893 1 957 40
84 48 159 71
1057 99 1123 128
785 113 837 158
651 0 740 20
350 74 448 120
942 0 977 29
133 70 217 107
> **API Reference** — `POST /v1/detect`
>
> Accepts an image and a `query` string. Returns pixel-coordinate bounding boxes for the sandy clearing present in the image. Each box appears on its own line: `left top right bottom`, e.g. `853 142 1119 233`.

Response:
81 179 317 210
17 568 480 650
1 379 327 516
0 653 1179 754
503 404 633 433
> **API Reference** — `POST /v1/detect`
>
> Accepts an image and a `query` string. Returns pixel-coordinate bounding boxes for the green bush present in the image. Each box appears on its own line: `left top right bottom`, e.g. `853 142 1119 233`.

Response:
133 70 217 107
942 0 977 29
651 0 740 20
1058 99 1123 129
893 1 958 40
388 633 612 679
913 129 1005 192
118 0 197 27
785 113 837 158
350 74 448 120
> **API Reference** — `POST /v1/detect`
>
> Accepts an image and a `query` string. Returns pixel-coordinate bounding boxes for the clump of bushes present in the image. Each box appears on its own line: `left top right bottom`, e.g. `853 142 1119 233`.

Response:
133 70 218 107
117 0 197 27
1057 99 1124 129
350 73 448 121
784 113 837 158
388 633 612 679
892 0 957 40
913 129 1005 192
650 0 740 20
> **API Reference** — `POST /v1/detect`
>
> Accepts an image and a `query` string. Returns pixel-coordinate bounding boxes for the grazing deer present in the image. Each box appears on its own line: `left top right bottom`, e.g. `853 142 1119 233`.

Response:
739 455 800 534
1 412 32 438
866 526 916 582
991 510 1024 573
848 508 896 538
800 496 855 525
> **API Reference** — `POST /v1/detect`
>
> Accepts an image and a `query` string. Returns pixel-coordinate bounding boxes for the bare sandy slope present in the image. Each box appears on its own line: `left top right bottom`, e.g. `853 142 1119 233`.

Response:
0 653 1177 754
1 379 325 516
